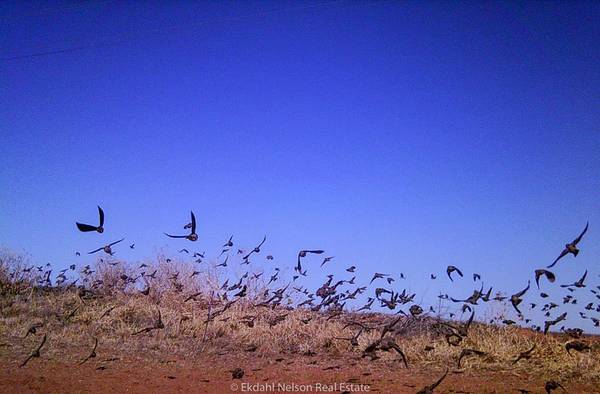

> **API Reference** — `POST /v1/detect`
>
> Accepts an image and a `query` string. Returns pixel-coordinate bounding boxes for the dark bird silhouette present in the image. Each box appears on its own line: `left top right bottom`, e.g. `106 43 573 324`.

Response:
544 380 565 393
544 312 567 334
243 235 267 260
20 334 46 367
512 344 536 364
79 337 98 365
165 211 198 241
416 368 448 394
133 309 165 335
363 337 408 368
184 291 202 303
24 323 43 338
560 270 588 288
450 284 484 305
234 285 247 298
76 206 104 233
231 368 244 379
535 269 556 289
320 256 334 267
457 348 486 368
446 265 463 282
547 222 589 268
216 256 229 268
297 249 324 265
98 305 117 320
223 235 233 248
565 340 591 355
88 238 125 256
370 272 389 284
510 280 530 316
409 305 423 317
563 327 584 339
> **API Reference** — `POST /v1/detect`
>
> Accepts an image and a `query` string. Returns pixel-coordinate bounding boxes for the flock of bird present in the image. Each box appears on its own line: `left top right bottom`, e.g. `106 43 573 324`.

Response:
10 206 596 393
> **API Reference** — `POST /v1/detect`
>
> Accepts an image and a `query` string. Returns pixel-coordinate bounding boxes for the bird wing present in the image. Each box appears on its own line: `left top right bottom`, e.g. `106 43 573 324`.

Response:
98 206 104 227
548 248 569 268
109 238 125 247
535 270 542 289
88 246 104 254
464 311 475 333
36 334 47 352
257 235 267 248
190 211 196 234
164 233 187 239
572 221 589 245
76 222 98 232
514 281 531 298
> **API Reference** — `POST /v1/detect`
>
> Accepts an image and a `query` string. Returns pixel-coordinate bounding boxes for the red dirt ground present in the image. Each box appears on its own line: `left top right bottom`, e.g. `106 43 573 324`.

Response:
1 353 599 394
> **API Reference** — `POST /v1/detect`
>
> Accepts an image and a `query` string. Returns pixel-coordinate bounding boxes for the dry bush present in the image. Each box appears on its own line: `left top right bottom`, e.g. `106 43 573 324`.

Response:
0 247 37 296
0 249 599 385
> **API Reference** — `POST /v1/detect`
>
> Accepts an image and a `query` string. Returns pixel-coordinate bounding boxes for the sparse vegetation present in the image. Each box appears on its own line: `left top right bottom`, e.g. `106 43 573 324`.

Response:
1 248 599 389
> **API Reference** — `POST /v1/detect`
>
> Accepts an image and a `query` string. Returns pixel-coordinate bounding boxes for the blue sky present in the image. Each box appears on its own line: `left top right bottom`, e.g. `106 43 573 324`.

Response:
1 1 599 330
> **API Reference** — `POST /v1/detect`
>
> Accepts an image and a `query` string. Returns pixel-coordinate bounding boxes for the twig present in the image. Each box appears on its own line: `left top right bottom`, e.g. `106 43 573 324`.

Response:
200 291 214 351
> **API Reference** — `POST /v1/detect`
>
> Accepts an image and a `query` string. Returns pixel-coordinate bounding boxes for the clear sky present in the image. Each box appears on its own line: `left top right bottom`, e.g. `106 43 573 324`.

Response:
1 1 599 330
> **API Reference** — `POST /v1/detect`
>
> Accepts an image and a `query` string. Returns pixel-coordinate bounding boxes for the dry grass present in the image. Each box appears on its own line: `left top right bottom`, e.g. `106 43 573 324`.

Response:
1 248 599 385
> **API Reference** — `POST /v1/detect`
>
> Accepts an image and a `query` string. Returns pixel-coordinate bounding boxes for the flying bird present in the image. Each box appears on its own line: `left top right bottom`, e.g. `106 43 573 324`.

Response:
544 381 565 394
446 265 463 282
535 269 556 289
457 348 486 368
512 344 536 364
133 309 165 335
560 270 588 288
416 368 448 394
295 250 324 274
88 238 125 256
20 334 47 367
547 221 589 268
164 211 198 241
510 280 530 316
223 235 233 247
76 206 105 233
370 272 389 284
565 340 591 355
79 337 98 365
243 236 267 260
23 323 43 338
544 312 567 334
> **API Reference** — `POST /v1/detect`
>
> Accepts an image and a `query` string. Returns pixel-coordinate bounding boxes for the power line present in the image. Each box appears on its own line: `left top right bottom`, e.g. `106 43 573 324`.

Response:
0 0 344 61
1 0 392 61
0 0 114 23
